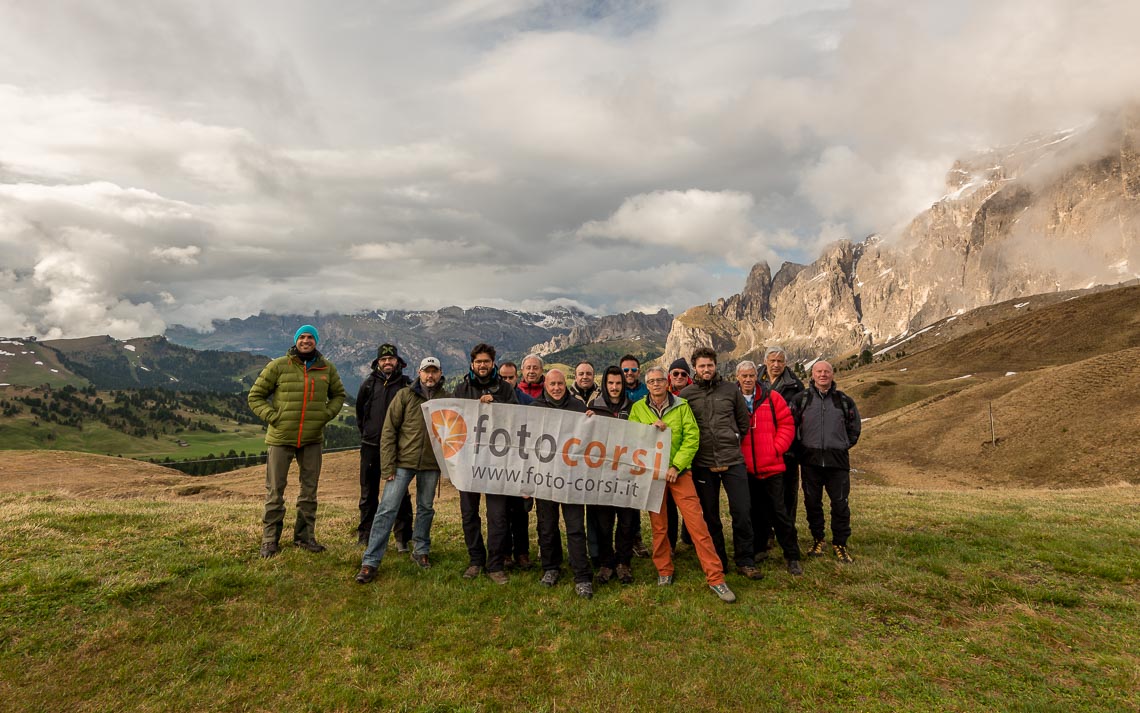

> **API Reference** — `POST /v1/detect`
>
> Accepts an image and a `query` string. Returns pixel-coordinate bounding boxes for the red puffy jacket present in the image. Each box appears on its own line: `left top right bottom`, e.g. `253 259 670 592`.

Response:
740 387 795 478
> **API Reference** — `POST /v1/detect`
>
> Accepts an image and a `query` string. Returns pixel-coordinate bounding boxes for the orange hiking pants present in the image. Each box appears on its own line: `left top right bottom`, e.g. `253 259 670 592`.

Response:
649 472 725 586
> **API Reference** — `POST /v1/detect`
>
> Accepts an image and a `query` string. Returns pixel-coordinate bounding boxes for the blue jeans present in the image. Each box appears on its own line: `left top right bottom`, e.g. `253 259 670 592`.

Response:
361 468 439 567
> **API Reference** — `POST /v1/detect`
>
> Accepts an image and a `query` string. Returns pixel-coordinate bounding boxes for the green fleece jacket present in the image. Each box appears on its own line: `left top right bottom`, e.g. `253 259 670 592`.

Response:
247 347 346 448
628 393 700 472
380 379 452 477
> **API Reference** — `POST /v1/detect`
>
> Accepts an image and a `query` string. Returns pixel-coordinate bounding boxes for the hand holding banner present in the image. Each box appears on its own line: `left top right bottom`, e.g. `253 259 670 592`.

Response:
422 399 668 512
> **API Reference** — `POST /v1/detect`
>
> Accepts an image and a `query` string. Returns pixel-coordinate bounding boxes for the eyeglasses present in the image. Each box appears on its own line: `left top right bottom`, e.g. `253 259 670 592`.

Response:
670 371 687 377
622 367 639 373
645 378 667 385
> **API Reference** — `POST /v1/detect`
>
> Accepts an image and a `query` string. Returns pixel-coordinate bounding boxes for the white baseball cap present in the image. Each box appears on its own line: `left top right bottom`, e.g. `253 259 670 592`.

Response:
419 356 441 370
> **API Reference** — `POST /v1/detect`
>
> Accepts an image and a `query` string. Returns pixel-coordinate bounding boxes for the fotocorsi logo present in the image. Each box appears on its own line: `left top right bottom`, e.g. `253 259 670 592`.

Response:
430 409 468 458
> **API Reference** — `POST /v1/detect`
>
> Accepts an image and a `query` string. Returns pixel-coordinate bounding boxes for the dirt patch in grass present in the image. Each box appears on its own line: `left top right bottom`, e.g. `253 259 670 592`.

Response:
0 449 460 506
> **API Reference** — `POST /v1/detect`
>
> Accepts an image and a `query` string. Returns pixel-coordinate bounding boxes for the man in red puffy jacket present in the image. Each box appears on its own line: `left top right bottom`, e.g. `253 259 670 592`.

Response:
737 360 802 576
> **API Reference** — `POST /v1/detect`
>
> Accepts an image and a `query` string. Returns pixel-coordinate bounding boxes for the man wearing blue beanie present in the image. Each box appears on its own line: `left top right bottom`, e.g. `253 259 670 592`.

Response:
248 324 346 557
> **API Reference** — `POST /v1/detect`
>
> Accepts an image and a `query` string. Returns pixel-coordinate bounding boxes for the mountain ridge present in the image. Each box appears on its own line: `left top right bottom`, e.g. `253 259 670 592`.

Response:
661 110 1140 367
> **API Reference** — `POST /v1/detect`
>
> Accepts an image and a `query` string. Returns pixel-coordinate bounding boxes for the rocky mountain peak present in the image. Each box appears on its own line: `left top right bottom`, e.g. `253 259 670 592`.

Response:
660 110 1140 368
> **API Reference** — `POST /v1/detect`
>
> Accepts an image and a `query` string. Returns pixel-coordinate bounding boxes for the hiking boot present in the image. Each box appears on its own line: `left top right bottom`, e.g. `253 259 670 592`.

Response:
293 538 326 553
514 554 534 571
834 544 854 563
736 565 764 581
657 574 674 586
357 531 370 546
259 541 279 559
755 550 770 562
462 564 484 579
355 565 378 584
488 570 509 585
410 553 431 569
596 566 614 584
807 539 827 557
632 542 650 558
396 537 410 554
575 582 593 599
787 560 804 576
710 583 737 604
616 564 634 585
540 569 561 587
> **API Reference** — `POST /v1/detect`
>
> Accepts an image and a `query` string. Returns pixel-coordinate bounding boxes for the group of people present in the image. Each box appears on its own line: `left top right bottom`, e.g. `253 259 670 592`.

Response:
248 325 861 605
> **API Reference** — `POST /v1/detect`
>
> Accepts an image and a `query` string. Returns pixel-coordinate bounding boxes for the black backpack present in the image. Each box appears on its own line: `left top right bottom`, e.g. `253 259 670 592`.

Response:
790 388 856 429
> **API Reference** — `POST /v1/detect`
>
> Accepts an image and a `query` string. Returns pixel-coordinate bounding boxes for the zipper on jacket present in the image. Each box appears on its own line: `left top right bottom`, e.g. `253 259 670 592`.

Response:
297 364 310 448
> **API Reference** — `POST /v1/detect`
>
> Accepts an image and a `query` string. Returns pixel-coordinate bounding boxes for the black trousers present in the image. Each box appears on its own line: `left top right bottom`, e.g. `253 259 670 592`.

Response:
692 463 754 568
505 495 531 558
535 499 592 583
801 464 851 546
358 444 412 541
666 491 681 548
748 474 801 561
756 459 799 553
590 504 639 568
459 490 510 571
782 459 800 527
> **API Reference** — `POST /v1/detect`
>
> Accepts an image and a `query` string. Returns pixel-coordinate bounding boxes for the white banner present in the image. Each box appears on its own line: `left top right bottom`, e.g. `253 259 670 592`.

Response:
421 399 669 512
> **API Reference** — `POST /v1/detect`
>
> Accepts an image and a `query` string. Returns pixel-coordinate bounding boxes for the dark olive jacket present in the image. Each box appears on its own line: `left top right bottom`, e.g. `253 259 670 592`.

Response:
380 379 452 477
680 374 750 468
248 347 346 448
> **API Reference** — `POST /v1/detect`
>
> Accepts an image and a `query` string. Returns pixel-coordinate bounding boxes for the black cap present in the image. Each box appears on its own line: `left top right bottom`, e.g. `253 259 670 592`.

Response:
377 343 399 359
668 358 691 375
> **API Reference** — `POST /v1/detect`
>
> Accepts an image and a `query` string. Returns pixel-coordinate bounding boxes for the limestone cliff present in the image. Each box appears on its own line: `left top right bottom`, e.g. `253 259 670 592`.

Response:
662 110 1140 366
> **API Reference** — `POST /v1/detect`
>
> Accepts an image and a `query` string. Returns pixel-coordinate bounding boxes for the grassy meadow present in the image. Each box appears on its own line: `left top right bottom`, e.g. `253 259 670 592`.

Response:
0 418 270 460
1 481 1137 712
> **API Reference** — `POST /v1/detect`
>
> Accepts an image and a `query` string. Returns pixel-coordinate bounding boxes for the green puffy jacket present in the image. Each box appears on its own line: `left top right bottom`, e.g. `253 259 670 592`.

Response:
380 379 452 477
628 393 700 472
247 347 346 447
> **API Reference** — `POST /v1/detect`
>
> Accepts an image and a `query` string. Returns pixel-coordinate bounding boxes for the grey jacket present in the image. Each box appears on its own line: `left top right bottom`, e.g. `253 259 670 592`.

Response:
790 385 861 470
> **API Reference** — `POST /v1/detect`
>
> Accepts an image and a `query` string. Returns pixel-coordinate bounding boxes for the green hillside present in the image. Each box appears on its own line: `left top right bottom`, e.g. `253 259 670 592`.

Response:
42 335 268 392
0 384 358 473
0 338 87 389
543 338 665 371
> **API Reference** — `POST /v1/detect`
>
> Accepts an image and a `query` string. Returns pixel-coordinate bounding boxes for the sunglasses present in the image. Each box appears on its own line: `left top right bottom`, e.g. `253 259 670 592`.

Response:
670 371 688 377
622 367 639 373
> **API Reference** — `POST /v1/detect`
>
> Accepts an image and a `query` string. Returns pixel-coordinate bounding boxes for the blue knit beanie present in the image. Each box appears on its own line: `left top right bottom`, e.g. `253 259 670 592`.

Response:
294 324 319 346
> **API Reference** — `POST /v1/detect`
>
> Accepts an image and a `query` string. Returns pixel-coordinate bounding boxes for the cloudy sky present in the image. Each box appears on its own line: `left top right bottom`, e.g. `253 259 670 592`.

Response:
1 0 1137 338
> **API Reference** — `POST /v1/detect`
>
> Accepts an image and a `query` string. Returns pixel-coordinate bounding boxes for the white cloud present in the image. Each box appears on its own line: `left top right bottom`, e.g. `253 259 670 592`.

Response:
151 245 202 265
0 1 1138 338
576 189 794 266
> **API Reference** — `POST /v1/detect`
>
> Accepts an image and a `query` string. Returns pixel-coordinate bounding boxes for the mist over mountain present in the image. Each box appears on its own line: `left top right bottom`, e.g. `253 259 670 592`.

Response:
662 109 1140 367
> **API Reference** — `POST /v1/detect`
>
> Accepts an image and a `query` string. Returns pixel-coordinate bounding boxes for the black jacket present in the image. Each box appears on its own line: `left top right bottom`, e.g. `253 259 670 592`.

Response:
680 374 750 468
761 368 805 467
569 382 599 406
761 368 805 405
589 390 631 420
532 390 588 413
355 360 412 446
454 371 520 404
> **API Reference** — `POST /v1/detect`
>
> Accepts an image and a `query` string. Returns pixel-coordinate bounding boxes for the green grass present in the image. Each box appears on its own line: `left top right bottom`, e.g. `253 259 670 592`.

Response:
0 418 269 459
0 345 86 389
0 486 1137 712
543 339 666 372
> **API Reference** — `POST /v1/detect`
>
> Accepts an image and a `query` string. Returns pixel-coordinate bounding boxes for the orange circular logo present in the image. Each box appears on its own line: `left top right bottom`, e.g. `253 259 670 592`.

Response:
431 409 468 458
